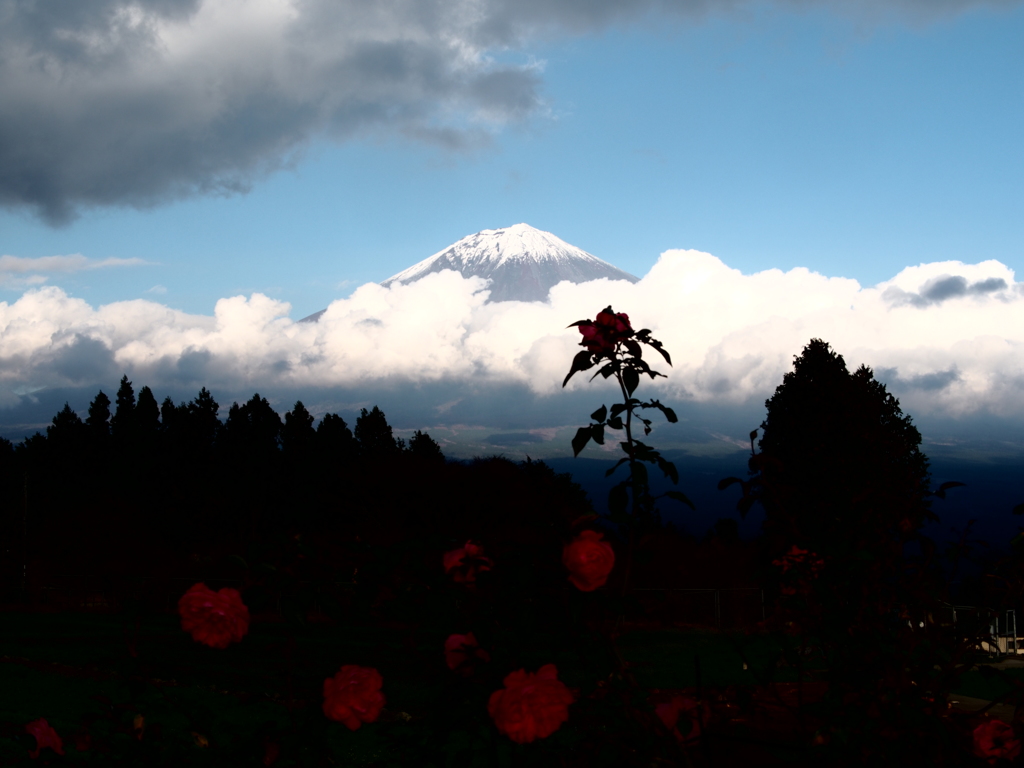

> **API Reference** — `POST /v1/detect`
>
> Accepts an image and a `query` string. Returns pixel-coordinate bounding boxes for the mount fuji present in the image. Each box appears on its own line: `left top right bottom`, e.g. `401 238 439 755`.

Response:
300 224 638 321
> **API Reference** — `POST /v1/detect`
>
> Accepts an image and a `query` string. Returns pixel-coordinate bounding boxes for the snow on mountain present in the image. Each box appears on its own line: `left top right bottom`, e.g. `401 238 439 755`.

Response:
381 223 638 302
299 224 638 322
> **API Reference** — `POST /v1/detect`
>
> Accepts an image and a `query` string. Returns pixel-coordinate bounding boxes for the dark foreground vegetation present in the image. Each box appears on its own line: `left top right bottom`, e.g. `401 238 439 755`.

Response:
2 328 1024 767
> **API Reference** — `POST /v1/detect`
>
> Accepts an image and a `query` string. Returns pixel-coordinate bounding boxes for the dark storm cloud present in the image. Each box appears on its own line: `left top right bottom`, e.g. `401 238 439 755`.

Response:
883 274 1010 307
0 0 1019 223
878 366 961 392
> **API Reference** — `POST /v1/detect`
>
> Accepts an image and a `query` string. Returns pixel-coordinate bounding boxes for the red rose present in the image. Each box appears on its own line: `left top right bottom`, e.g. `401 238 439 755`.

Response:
595 310 631 334
578 309 632 354
323 665 386 730
25 719 64 759
655 696 710 744
443 540 493 583
563 530 615 592
488 664 574 744
178 583 250 649
578 322 611 353
974 719 1022 764
445 632 490 672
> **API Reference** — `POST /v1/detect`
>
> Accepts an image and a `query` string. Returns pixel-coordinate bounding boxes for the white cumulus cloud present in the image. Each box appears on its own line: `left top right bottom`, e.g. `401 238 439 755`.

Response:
0 251 1022 420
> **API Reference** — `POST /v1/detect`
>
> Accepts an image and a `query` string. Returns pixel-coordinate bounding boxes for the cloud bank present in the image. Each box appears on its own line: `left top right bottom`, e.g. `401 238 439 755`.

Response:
1 251 1021 423
2 0 1019 223
0 253 148 289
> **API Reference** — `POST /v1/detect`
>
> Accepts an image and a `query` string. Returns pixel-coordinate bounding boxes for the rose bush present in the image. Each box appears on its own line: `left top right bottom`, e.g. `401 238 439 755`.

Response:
177 583 250 649
322 665 386 731
564 306 691 597
488 664 575 744
563 530 615 592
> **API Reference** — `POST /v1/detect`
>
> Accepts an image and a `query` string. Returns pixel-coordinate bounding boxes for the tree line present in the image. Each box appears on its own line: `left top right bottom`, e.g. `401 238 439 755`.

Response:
0 377 594 600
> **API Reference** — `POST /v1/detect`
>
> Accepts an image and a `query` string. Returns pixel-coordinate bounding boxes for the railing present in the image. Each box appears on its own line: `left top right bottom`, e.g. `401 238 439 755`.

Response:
933 604 1020 656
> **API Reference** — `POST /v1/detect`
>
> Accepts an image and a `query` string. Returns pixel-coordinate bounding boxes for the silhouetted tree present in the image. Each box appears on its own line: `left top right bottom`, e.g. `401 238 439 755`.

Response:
316 413 356 462
223 393 282 456
407 430 445 464
86 391 112 439
160 396 179 433
283 401 316 456
135 385 160 438
185 387 221 450
110 375 136 440
756 338 933 549
730 339 956 766
355 406 401 461
47 403 86 445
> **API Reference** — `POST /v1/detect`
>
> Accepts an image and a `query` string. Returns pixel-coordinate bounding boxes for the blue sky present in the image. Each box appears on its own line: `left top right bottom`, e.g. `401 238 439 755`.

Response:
1 1 1020 320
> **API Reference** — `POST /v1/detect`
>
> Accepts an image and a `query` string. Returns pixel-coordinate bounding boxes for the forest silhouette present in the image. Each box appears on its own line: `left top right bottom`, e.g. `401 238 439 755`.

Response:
0 379 607 608
4 338 1024 767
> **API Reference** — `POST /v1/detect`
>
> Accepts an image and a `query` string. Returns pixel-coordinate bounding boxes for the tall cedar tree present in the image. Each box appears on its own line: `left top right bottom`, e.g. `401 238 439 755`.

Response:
110 375 136 440
757 338 933 553
408 430 445 464
749 339 958 767
283 401 316 456
355 406 401 461
86 391 111 438
135 386 161 437
316 413 357 462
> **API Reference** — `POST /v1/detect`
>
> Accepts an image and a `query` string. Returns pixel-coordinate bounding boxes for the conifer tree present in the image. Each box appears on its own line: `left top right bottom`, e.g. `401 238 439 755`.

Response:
135 385 161 436
407 430 445 464
186 387 221 449
354 406 401 461
110 375 136 440
283 401 316 455
224 393 282 454
86 391 112 438
47 402 85 442
316 413 356 461
160 396 180 433
757 338 932 548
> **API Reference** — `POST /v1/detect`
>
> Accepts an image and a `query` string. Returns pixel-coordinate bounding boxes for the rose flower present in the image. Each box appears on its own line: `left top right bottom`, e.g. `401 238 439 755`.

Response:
577 308 632 354
974 719 1022 764
323 665 386 731
25 719 64 759
177 583 250 649
488 664 574 744
563 530 615 592
655 696 710 744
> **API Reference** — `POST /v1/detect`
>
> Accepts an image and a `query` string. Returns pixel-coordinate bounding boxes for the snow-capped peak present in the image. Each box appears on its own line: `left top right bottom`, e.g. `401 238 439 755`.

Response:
380 223 638 303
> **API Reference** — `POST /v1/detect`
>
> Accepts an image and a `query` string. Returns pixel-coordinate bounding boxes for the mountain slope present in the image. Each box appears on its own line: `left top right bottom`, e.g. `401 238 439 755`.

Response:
381 223 638 302
299 223 638 321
